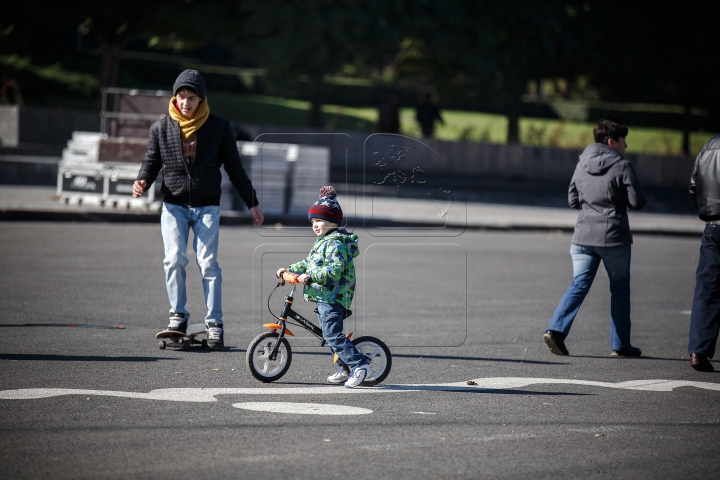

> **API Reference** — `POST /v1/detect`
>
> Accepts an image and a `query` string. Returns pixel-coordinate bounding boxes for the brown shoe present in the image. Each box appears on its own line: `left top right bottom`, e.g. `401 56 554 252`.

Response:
543 331 569 356
690 353 714 372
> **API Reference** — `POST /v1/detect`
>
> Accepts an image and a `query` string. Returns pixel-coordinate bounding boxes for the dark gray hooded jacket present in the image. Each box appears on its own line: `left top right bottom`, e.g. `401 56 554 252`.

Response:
569 143 646 247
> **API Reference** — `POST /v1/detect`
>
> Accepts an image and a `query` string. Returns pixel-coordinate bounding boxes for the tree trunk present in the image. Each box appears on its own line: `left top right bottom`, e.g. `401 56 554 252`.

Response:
94 28 131 89
308 74 323 128
98 42 123 88
507 94 520 144
682 103 692 156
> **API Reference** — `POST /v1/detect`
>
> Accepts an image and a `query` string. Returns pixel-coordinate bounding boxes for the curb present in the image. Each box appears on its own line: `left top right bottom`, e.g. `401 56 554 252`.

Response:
0 207 703 238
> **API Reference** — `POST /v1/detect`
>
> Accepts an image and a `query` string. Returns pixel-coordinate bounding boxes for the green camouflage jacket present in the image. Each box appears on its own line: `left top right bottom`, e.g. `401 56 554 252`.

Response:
287 229 359 309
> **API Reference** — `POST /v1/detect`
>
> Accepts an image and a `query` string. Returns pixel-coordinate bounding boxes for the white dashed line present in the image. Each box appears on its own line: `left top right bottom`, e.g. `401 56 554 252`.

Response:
233 402 372 415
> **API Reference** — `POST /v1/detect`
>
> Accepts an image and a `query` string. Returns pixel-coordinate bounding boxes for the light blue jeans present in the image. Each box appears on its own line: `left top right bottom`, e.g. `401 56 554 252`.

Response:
160 203 222 326
547 243 633 351
316 302 367 370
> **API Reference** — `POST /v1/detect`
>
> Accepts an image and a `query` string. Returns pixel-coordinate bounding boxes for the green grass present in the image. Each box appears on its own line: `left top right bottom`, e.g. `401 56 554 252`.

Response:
210 92 376 132
209 91 717 157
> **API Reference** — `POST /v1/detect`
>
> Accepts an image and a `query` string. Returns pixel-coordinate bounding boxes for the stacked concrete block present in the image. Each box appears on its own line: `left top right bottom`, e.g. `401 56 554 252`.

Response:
286 145 331 216
61 132 104 163
57 132 159 209
242 142 329 216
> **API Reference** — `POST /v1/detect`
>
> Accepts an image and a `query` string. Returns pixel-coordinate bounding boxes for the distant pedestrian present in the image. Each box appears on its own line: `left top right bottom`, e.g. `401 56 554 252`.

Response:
687 134 720 372
133 69 264 349
378 96 400 134
415 93 443 138
543 115 646 357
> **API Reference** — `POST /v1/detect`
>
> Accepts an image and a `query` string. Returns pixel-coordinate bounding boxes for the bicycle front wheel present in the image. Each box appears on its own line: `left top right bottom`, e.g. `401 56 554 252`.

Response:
246 332 292 382
353 336 392 386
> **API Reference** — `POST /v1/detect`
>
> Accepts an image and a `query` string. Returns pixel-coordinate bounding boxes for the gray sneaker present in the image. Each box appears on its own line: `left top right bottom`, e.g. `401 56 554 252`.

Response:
166 314 187 334
207 322 224 350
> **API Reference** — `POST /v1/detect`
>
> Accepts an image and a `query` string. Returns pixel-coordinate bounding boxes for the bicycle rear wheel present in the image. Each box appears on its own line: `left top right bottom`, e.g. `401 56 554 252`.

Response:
246 332 292 382
353 336 392 385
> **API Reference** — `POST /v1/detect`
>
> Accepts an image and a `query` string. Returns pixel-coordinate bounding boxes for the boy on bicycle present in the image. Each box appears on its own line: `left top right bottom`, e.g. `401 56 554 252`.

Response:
276 186 370 388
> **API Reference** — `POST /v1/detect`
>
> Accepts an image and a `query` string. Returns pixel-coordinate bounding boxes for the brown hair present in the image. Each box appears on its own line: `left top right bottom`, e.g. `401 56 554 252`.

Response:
594 114 628 144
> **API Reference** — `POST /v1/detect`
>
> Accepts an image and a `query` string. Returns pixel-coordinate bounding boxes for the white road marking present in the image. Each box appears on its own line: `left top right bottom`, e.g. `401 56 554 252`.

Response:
1 377 719 402
233 402 372 415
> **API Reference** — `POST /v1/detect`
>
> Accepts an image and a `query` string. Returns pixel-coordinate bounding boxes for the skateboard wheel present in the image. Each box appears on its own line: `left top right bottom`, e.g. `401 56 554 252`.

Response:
201 339 208 349
159 340 166 350
182 342 191 351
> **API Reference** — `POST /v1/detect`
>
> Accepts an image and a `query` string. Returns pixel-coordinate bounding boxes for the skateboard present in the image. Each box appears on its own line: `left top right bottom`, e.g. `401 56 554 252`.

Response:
156 323 208 351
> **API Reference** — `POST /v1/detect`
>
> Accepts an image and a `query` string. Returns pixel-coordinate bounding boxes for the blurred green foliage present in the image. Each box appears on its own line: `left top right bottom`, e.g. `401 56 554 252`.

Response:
0 54 98 94
210 92 717 156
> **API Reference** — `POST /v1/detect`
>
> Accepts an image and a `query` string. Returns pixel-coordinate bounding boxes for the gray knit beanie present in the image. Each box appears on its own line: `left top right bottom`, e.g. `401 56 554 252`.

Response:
173 69 206 100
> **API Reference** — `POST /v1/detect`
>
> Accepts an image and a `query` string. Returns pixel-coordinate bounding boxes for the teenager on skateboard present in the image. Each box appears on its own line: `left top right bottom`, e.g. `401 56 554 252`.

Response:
133 69 263 349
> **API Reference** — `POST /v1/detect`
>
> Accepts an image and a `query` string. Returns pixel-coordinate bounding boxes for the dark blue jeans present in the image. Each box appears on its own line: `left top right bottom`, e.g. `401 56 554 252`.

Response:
689 224 720 358
547 244 633 351
316 302 366 370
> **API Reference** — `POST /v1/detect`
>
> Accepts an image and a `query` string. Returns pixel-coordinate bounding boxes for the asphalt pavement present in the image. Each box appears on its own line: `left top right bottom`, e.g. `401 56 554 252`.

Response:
0 216 718 479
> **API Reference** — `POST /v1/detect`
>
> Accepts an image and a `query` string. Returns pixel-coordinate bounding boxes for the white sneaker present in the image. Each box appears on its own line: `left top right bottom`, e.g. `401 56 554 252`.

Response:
326 367 349 384
344 364 370 388
206 322 224 350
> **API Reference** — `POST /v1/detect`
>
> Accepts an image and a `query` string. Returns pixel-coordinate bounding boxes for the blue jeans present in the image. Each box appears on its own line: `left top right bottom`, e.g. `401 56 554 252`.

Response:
689 224 720 358
316 302 366 370
160 203 222 325
547 243 633 351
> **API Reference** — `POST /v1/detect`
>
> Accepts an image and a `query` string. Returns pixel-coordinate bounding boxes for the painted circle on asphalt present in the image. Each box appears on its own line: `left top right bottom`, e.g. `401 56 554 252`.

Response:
233 402 373 415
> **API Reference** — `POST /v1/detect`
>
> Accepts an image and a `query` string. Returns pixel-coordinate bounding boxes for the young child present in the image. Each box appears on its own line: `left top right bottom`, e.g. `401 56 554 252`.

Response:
276 186 369 388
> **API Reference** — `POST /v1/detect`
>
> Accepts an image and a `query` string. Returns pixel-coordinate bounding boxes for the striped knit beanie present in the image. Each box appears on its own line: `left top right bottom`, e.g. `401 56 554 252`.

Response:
308 186 343 225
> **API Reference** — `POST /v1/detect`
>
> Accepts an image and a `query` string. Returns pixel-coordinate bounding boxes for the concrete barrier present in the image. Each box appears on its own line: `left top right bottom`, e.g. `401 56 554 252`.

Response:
0 105 100 147
240 124 695 189
0 104 696 192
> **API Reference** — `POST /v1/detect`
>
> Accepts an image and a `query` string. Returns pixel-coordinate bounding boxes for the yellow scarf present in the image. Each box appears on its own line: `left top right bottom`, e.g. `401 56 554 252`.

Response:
168 96 210 140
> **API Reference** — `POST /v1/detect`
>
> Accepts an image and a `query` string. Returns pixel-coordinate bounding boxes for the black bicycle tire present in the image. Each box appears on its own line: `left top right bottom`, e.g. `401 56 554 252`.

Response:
353 335 392 385
246 332 293 382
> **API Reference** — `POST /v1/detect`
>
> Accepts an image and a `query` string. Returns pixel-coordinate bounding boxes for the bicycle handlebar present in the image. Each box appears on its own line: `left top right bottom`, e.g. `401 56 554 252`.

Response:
279 271 311 285
282 271 300 284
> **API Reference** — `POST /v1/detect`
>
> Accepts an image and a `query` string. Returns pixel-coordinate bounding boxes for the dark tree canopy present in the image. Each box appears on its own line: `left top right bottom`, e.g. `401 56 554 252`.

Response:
236 0 403 127
2 0 719 145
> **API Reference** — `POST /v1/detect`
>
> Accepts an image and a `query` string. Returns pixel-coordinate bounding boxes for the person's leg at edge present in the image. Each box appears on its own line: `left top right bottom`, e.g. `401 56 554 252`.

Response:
317 303 365 370
547 244 601 339
599 245 634 352
161 203 191 322
689 225 720 360
192 206 222 326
